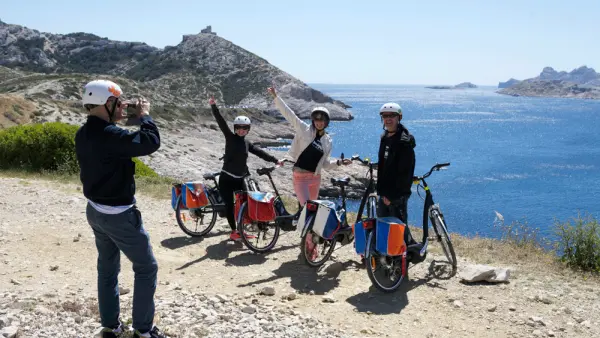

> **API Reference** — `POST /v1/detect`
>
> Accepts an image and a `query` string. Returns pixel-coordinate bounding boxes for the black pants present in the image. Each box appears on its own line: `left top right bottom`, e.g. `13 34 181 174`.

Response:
377 195 409 224
218 173 245 231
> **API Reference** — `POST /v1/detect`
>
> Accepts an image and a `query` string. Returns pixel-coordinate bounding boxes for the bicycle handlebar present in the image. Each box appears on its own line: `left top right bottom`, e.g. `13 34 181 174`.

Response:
350 155 378 168
256 159 295 176
414 162 451 181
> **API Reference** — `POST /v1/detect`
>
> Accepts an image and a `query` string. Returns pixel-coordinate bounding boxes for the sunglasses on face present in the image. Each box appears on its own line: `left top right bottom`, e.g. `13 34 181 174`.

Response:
234 125 250 131
312 114 326 121
381 113 400 119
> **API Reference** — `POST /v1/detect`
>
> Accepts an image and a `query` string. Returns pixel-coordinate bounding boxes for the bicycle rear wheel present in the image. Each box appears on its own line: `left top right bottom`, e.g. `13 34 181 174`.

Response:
365 231 407 293
175 195 217 237
300 230 336 267
430 206 457 270
237 203 280 253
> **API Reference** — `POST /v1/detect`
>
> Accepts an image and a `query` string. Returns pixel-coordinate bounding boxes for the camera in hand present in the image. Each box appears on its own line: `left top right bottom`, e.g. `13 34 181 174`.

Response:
125 101 139 118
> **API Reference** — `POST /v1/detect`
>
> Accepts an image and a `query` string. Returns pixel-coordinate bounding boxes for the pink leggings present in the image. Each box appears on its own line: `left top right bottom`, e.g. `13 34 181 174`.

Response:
293 171 321 206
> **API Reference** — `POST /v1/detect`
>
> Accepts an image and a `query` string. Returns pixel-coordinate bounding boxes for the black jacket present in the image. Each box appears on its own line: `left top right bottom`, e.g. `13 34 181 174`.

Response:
75 115 161 206
211 104 278 176
376 123 416 199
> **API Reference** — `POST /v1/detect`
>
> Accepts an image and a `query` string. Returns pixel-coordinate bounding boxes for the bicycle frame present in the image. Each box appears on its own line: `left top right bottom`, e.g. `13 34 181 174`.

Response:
236 162 300 228
413 162 451 247
354 157 378 222
257 168 300 221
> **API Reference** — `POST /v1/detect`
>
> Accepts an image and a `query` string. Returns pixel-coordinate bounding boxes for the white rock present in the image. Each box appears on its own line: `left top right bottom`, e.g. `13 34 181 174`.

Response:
459 264 511 283
1 325 19 338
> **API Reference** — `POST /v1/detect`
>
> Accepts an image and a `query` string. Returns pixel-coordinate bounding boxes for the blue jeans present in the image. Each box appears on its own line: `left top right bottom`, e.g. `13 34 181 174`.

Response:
86 203 158 333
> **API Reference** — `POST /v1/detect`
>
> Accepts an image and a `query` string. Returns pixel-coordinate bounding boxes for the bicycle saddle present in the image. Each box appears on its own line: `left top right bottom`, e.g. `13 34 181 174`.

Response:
331 176 351 187
203 172 221 180
257 167 276 176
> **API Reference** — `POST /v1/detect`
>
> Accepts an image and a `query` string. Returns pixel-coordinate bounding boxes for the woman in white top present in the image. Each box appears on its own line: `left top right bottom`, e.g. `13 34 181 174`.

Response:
267 87 350 207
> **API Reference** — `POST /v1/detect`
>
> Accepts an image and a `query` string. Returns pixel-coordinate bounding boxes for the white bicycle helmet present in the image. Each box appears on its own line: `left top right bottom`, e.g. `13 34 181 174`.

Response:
233 115 251 126
82 80 122 107
311 106 330 120
379 102 402 115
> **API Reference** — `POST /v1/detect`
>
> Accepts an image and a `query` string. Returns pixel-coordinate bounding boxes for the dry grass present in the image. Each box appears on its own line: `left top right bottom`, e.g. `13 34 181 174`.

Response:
0 94 36 127
0 170 174 200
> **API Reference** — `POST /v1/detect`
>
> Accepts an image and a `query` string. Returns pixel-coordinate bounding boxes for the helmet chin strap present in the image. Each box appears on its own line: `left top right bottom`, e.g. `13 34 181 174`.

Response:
104 100 118 122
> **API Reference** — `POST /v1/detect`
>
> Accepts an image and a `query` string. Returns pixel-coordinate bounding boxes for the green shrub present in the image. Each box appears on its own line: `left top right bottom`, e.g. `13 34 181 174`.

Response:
0 122 158 177
554 214 600 273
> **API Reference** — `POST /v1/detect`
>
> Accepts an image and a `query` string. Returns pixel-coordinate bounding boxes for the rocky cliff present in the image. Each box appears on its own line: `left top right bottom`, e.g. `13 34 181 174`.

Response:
497 66 600 99
0 20 352 120
498 78 520 89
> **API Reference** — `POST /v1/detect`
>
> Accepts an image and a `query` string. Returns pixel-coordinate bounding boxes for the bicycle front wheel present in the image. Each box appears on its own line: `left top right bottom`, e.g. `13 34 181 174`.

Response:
175 195 217 237
430 207 457 270
365 231 407 293
237 203 280 254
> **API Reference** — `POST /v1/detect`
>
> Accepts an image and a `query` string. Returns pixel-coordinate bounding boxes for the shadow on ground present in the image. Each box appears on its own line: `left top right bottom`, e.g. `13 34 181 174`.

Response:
175 239 298 271
238 253 363 295
160 230 229 250
345 260 451 315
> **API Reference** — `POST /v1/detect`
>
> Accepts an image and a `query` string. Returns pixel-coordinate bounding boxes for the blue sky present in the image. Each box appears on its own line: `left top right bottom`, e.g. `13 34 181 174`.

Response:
2 0 599 85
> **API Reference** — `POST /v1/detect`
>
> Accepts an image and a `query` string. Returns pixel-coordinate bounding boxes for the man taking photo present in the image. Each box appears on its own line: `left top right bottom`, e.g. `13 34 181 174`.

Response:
75 79 165 338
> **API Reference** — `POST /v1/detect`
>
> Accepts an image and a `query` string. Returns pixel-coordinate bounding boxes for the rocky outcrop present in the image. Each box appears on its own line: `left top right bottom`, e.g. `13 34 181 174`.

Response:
426 82 477 89
498 78 520 88
538 66 600 86
497 66 600 99
0 20 353 120
497 79 600 99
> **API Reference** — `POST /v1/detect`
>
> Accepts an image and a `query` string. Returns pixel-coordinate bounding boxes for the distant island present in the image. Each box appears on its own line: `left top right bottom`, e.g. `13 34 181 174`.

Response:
498 78 521 88
497 66 600 100
426 82 477 90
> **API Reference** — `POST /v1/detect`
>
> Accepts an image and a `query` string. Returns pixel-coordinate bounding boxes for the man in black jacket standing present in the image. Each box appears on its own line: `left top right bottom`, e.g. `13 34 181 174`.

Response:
376 102 416 224
75 80 165 338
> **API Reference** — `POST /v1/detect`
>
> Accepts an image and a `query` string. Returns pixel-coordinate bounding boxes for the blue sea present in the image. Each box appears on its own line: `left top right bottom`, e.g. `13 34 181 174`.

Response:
284 84 600 240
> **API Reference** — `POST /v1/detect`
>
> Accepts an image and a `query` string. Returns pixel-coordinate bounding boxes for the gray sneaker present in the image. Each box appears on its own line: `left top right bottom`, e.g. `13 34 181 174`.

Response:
134 326 168 338
96 322 124 338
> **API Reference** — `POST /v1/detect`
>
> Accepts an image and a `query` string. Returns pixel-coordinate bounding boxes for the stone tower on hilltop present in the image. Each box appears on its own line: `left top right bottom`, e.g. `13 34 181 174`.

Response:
201 25 217 35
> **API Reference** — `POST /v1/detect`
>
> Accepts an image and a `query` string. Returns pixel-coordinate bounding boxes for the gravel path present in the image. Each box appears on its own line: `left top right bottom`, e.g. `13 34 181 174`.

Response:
0 177 598 338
